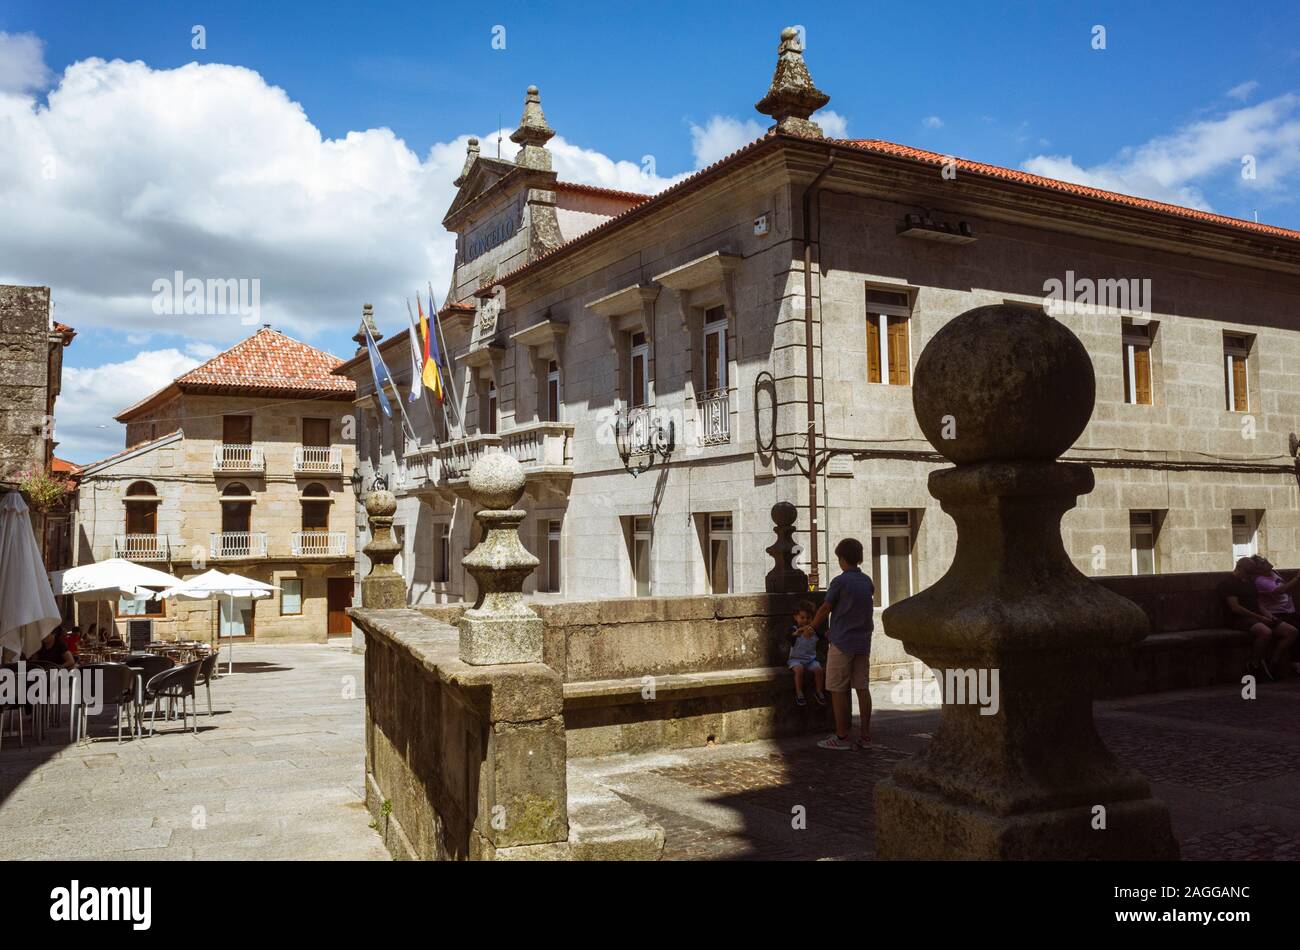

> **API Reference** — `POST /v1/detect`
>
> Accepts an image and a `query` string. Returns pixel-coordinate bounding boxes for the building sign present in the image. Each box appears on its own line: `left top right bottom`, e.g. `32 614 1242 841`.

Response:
461 198 523 264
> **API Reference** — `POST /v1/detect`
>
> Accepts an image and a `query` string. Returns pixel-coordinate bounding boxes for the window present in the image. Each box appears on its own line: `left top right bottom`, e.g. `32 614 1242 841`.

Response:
703 308 728 395
707 513 733 594
865 289 911 386
485 380 498 434
220 482 252 534
117 587 166 618
124 481 159 535
1224 334 1251 412
280 578 303 615
870 510 913 607
1130 511 1158 575
435 524 451 584
630 332 649 408
1231 510 1258 561
1122 322 1153 406
545 360 561 422
302 418 330 447
301 482 329 530
222 415 252 445
630 515 652 596
541 519 562 593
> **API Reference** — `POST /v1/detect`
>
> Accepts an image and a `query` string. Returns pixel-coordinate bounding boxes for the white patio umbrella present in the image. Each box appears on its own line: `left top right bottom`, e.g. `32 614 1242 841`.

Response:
0 491 61 658
49 558 183 647
157 569 276 674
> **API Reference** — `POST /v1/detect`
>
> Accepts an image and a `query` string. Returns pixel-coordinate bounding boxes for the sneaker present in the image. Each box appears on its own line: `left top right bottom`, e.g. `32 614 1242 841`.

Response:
817 734 853 750
795 694 807 707
853 737 872 750
814 690 827 706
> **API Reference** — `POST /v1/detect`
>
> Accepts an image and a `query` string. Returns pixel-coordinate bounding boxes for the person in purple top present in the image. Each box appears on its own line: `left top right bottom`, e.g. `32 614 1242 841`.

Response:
796 538 875 750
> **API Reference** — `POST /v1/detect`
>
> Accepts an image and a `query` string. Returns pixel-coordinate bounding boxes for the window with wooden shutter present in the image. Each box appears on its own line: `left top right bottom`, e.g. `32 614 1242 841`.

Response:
1122 321 1154 406
1223 333 1251 412
865 287 912 386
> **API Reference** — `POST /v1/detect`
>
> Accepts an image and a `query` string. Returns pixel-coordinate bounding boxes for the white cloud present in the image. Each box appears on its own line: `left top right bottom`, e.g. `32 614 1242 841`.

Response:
922 116 943 130
689 115 767 168
0 32 50 93
1022 94 1300 209
1226 80 1259 102
815 109 848 139
57 349 204 462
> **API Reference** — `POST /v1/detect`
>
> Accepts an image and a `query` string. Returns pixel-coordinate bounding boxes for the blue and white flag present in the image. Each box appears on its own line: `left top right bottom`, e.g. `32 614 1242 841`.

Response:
365 325 394 418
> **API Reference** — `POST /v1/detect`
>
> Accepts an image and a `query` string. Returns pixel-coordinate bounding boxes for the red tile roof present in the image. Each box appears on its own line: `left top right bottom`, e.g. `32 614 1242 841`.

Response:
50 456 79 475
838 139 1300 242
554 181 652 205
51 321 76 343
116 328 354 421
476 132 1300 296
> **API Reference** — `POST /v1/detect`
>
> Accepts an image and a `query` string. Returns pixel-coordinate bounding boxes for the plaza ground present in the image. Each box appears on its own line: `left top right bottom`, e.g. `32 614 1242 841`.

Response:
1 643 1295 860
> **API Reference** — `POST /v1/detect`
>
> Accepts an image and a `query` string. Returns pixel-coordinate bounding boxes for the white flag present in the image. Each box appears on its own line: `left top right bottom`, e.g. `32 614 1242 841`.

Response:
407 313 423 403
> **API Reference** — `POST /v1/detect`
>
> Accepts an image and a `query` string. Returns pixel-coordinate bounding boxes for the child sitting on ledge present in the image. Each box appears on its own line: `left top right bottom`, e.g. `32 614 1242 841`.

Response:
788 599 826 706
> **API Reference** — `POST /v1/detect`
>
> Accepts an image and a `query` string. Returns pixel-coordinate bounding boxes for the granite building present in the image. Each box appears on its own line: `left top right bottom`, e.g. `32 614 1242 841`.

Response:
340 28 1300 671
75 327 357 643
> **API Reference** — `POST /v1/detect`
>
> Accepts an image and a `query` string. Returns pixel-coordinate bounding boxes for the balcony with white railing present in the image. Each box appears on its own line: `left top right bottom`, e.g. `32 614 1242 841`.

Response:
441 432 504 482
291 530 347 557
293 445 343 474
502 421 575 474
697 389 732 446
208 531 268 560
113 534 171 561
212 444 265 473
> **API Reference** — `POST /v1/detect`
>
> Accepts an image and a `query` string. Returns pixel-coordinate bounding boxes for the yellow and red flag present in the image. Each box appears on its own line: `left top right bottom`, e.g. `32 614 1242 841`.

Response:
418 294 443 402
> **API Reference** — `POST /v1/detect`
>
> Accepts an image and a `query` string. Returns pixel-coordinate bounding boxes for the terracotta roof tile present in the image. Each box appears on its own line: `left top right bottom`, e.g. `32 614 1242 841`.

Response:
838 139 1300 241
554 181 652 205
50 456 79 475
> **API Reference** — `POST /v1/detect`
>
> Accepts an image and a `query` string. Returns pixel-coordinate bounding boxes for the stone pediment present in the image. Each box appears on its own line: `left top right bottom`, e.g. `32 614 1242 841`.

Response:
441 156 519 227
443 158 557 233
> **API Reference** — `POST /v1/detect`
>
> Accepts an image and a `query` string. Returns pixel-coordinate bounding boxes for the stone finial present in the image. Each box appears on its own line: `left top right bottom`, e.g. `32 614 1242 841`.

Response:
361 488 406 608
352 303 381 353
458 452 543 665
755 27 830 137
873 304 1178 860
765 501 809 593
510 85 556 171
454 136 480 188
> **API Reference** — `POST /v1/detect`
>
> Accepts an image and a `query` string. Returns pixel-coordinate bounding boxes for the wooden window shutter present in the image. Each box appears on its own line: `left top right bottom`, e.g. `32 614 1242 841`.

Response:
866 317 881 383
1133 347 1152 405
887 317 910 386
1231 355 1249 411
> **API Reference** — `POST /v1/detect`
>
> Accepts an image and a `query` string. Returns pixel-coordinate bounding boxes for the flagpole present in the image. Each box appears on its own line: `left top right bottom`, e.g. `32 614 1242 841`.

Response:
406 297 442 444
423 290 460 442
365 320 419 450
431 283 465 437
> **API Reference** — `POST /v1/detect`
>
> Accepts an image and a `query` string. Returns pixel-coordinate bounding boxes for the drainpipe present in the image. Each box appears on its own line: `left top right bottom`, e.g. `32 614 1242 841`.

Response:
802 152 834 590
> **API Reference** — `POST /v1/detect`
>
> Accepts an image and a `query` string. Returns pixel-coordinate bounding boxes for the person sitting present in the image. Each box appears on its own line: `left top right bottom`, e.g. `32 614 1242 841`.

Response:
28 628 77 669
1217 557 1297 681
1251 556 1300 676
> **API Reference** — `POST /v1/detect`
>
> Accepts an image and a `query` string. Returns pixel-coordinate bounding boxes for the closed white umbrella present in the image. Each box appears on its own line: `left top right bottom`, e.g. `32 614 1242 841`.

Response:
158 569 275 674
0 491 61 658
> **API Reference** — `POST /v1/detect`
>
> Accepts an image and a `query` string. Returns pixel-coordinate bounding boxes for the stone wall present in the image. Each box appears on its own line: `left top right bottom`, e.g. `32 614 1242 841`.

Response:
0 285 52 488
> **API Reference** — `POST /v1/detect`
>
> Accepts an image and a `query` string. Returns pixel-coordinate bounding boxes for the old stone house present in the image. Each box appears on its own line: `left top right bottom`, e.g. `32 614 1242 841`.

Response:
75 327 357 643
342 29 1300 673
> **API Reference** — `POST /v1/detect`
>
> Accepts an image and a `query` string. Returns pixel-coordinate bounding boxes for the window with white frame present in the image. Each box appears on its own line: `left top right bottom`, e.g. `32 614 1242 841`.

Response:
629 515 652 596
1223 333 1251 413
1122 321 1154 406
1129 511 1158 575
1231 510 1258 562
707 513 733 594
703 307 728 395
865 289 911 386
435 523 450 584
485 380 498 434
870 510 913 607
539 519 562 593
545 360 561 422
629 332 649 408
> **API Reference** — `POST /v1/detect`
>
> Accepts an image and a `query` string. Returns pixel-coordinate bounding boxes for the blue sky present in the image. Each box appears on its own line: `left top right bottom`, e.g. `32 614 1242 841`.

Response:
1 0 1298 461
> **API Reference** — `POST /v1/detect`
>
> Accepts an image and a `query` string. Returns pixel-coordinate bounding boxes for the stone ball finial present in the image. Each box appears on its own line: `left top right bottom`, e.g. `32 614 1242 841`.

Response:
781 26 799 43
912 304 1095 464
527 84 539 95
468 136 479 146
468 451 526 510
364 488 397 517
771 500 797 528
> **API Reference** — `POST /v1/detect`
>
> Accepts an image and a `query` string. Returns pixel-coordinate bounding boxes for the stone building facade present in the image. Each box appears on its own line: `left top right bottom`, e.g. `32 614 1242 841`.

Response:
75 328 357 643
341 29 1300 670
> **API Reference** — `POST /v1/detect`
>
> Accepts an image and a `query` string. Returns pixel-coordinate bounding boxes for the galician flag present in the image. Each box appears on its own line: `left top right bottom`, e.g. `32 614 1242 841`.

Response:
406 305 423 403
419 294 444 402
364 324 393 418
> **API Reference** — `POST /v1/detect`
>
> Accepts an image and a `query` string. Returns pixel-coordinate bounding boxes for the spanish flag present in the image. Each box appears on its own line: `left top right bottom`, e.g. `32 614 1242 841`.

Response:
418 294 443 402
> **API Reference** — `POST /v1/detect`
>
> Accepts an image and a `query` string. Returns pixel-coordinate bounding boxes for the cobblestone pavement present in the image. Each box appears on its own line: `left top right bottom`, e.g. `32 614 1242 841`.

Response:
0 642 388 860
573 679 1300 860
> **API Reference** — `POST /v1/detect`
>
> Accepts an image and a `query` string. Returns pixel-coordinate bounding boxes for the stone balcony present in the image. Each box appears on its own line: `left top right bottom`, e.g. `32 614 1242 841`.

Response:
113 533 171 561
291 530 348 557
293 445 343 475
212 443 265 473
395 422 575 504
209 531 268 560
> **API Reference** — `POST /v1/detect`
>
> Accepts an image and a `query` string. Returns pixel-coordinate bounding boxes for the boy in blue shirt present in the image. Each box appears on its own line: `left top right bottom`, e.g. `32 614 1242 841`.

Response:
796 538 875 750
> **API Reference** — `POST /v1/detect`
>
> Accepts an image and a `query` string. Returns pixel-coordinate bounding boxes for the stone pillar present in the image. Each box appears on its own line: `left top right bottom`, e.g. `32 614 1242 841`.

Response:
874 304 1178 860
360 489 406 609
458 453 543 665
765 501 809 593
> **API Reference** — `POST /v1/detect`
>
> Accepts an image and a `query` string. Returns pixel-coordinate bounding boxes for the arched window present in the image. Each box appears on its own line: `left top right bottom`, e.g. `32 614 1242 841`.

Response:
220 482 252 533
123 482 159 537
301 483 330 531
126 481 157 498
221 482 251 498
